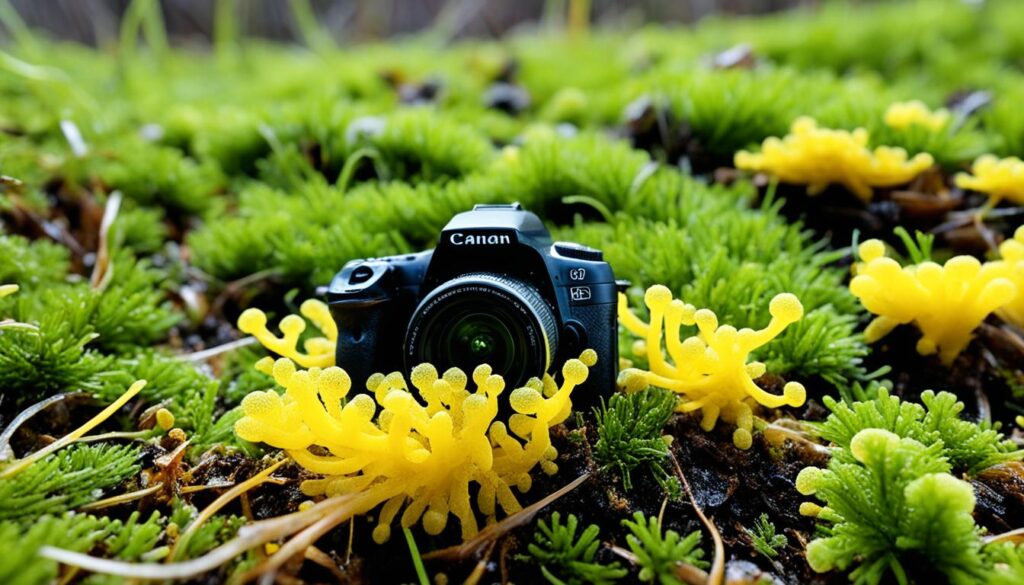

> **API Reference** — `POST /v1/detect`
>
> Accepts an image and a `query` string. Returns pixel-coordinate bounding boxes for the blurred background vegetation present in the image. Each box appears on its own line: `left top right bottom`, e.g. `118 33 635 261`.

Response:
8 0 827 45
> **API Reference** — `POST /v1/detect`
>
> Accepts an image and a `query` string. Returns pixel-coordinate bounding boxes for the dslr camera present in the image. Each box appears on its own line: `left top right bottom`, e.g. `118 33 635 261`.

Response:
327 203 618 406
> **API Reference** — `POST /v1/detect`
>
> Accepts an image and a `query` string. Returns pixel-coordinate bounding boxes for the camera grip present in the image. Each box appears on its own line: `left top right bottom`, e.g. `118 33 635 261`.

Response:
566 301 618 412
330 300 401 392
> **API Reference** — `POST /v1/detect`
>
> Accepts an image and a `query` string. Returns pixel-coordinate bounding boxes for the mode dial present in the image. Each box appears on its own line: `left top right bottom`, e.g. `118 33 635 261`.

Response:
553 241 604 262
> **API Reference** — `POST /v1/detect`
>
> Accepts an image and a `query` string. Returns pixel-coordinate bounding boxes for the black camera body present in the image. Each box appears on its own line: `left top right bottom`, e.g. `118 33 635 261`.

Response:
327 203 618 407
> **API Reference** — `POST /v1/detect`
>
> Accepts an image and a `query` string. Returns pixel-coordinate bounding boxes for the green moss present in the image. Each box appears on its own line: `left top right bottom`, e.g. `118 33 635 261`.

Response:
526 512 626 585
84 139 225 216
0 444 141 521
746 513 787 559
798 429 984 585
0 235 70 289
819 388 1023 474
593 388 676 491
0 311 114 409
0 514 111 585
622 511 708 584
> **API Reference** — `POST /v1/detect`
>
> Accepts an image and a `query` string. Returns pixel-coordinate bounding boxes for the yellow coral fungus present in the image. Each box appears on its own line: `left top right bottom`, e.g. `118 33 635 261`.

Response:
989 226 1024 328
234 350 596 543
237 299 337 368
0 284 18 298
884 100 950 132
734 116 934 201
618 285 806 449
850 239 1017 364
955 155 1024 207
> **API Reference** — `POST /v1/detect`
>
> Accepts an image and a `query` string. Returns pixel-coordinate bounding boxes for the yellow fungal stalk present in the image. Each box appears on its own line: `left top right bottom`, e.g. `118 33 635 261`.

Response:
850 239 1016 365
734 116 934 201
884 100 950 132
234 350 596 543
237 299 337 368
989 226 1024 328
0 284 18 298
618 285 807 450
955 155 1024 207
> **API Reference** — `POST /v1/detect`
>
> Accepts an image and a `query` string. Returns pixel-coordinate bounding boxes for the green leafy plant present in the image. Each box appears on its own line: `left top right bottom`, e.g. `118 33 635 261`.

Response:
0 514 111 585
0 235 69 289
892 226 935 264
0 311 114 409
0 444 141 521
622 512 707 585
527 512 626 585
745 513 787 559
102 510 167 561
797 428 985 584
168 499 246 560
983 542 1024 585
593 388 676 491
819 388 1023 473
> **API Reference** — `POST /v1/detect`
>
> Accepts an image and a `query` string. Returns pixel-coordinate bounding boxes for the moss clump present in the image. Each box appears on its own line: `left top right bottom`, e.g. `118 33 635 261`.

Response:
526 512 626 585
622 511 708 583
797 429 985 585
593 387 676 490
819 388 1023 474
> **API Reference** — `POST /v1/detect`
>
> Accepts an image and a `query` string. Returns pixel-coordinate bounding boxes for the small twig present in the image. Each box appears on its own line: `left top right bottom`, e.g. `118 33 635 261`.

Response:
0 392 86 461
761 423 832 458
1 381 146 479
984 527 1024 545
345 517 354 565
304 546 346 582
74 430 152 444
182 336 259 362
238 491 379 582
462 540 497 585
60 119 89 157
658 495 669 528
423 471 592 561
90 190 122 290
179 481 236 494
609 544 638 563
668 450 724 585
79 482 163 511
171 458 290 561
41 493 362 580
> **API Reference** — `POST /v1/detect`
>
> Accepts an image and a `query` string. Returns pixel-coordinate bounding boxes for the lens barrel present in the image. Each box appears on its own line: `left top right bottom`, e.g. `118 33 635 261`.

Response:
405 273 558 388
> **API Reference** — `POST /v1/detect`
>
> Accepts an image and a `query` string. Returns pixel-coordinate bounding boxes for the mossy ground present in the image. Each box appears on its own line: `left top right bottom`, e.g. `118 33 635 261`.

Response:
2 0 1024 583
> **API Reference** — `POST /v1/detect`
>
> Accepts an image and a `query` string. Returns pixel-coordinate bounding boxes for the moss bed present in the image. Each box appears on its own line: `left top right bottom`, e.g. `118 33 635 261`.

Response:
2 0 1024 583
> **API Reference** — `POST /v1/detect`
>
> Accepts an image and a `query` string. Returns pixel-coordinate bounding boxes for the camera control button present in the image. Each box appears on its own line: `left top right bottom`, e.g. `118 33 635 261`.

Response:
562 321 586 349
553 242 603 262
348 265 375 285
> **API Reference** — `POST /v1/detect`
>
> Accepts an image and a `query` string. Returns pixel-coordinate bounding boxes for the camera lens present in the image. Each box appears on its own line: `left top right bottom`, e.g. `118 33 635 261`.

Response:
405 273 559 387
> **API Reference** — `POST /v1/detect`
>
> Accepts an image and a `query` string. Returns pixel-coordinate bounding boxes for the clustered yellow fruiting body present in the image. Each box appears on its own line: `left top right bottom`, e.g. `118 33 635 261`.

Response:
0 284 18 298
237 300 337 368
734 116 934 201
850 239 1017 365
884 100 950 132
618 285 807 450
990 226 1024 329
234 350 596 543
955 155 1024 207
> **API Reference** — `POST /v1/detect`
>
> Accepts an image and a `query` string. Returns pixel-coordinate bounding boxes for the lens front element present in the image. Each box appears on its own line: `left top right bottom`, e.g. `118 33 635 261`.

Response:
450 313 510 363
405 273 559 388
